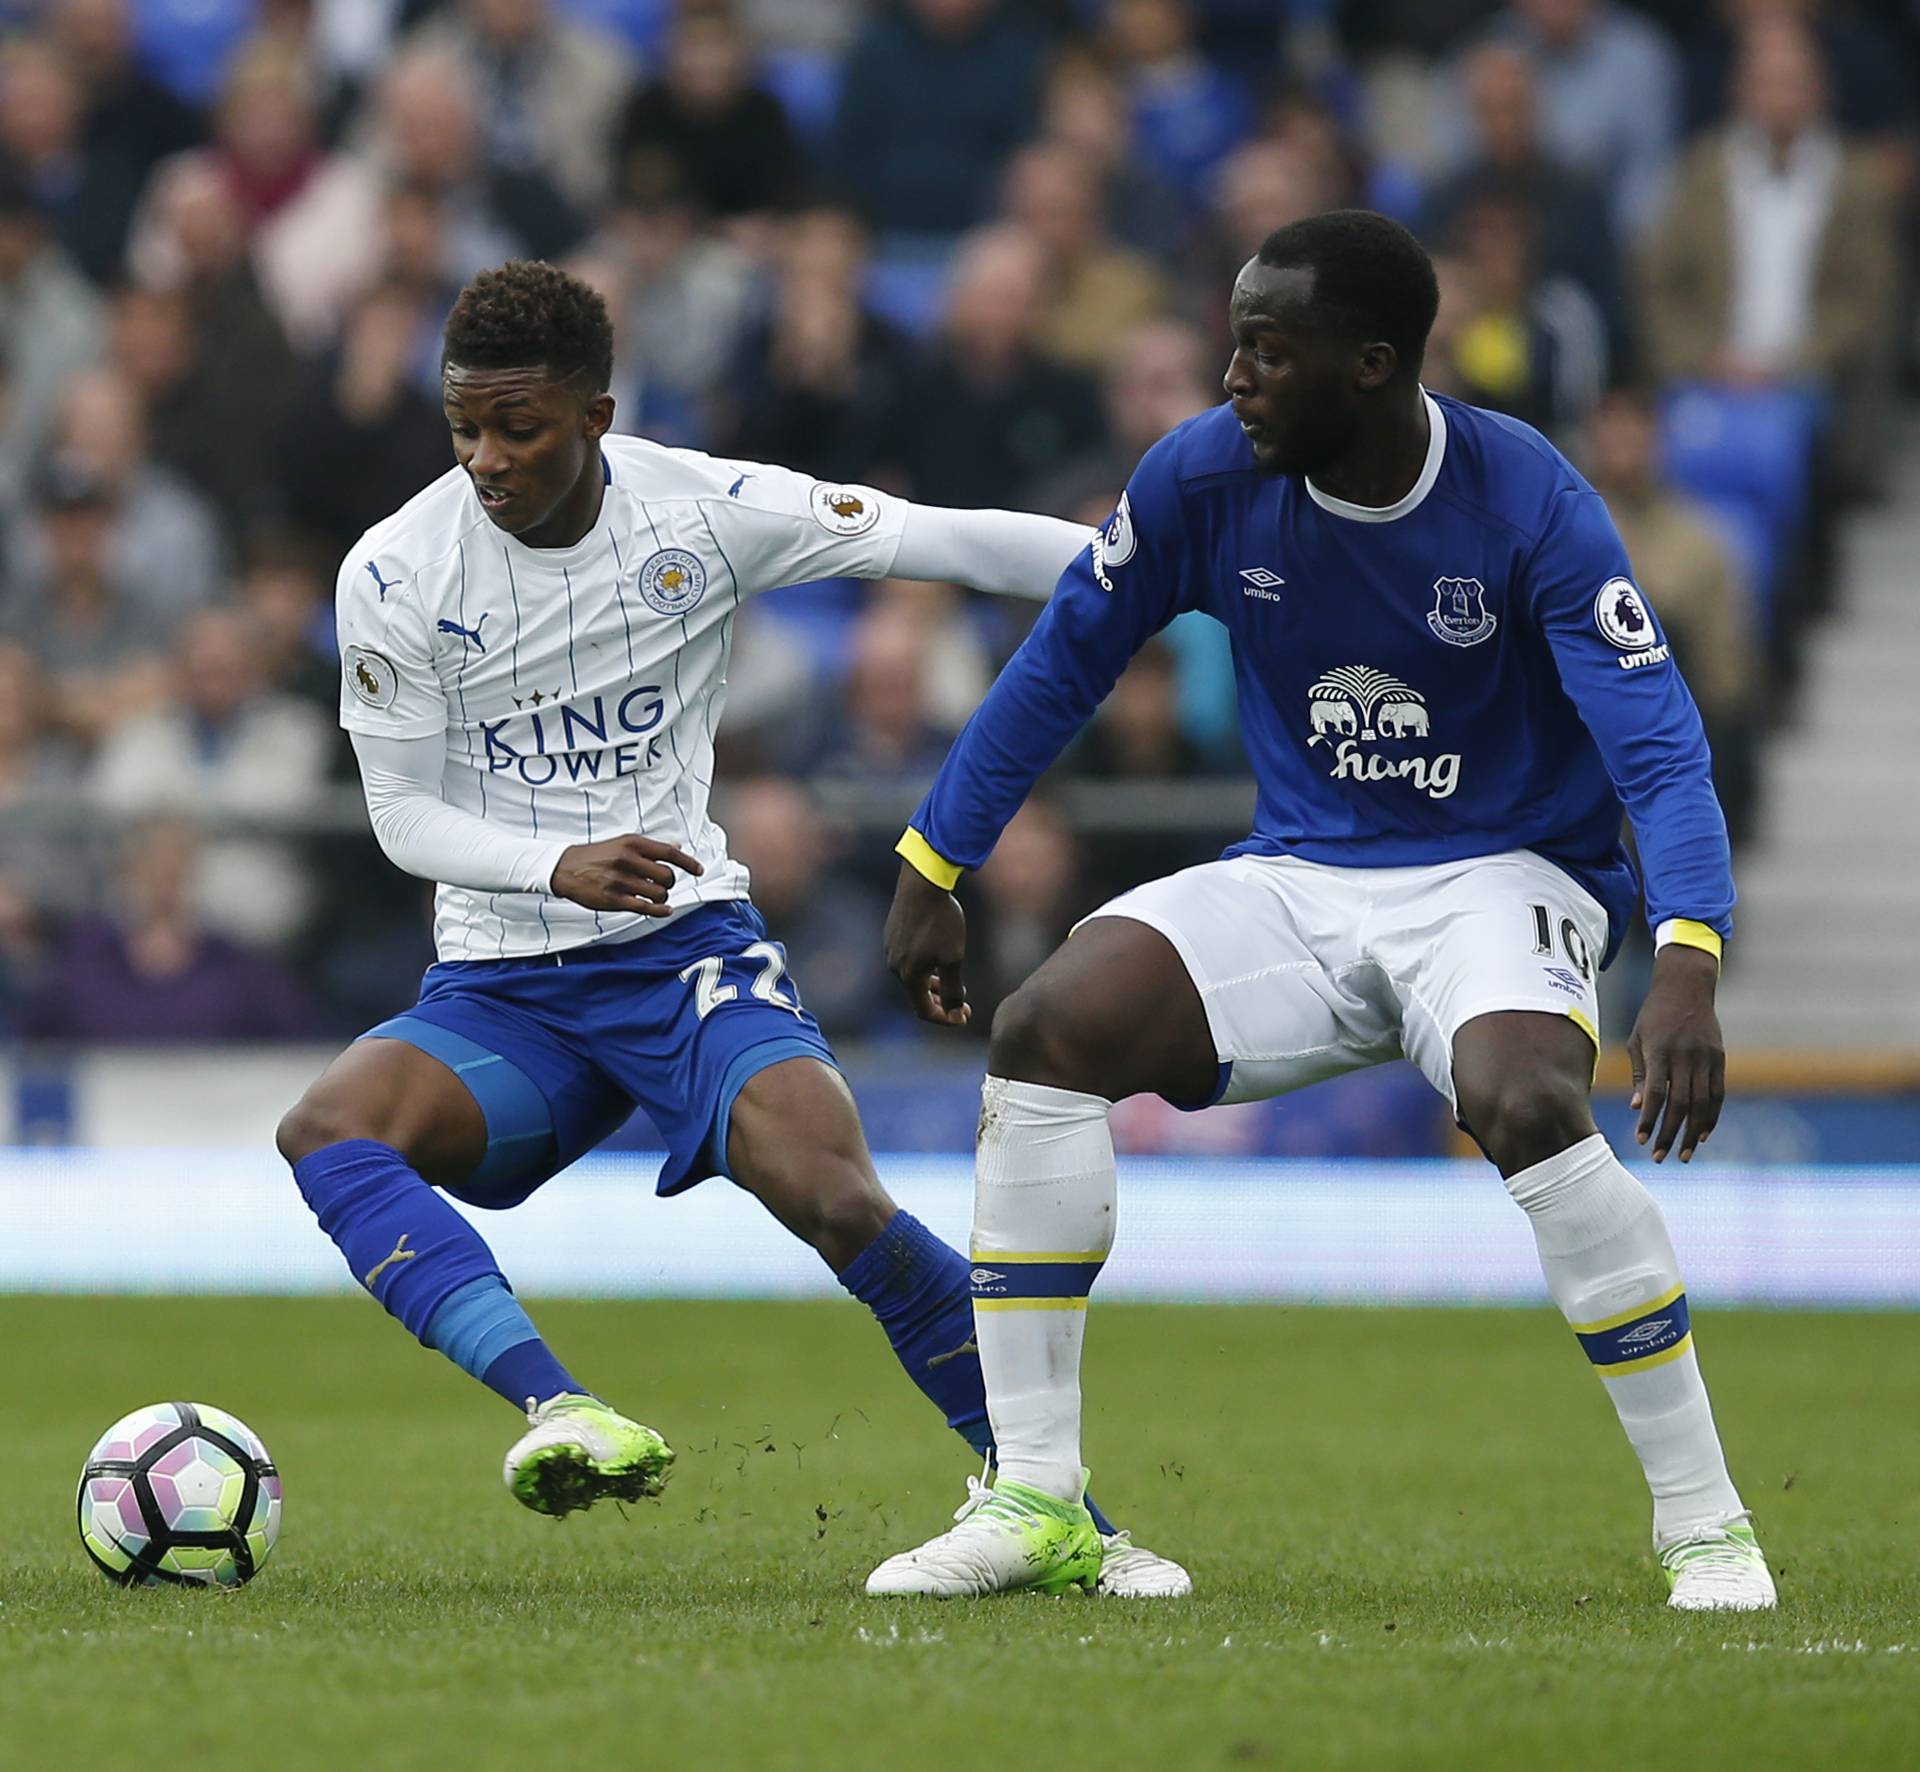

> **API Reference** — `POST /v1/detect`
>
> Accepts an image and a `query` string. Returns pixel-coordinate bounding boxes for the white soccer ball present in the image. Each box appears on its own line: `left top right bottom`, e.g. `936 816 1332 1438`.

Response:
77 1402 281 1587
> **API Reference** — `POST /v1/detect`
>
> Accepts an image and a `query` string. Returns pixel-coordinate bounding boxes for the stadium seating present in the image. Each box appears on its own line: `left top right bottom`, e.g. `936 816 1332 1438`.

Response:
758 46 844 146
1657 384 1826 627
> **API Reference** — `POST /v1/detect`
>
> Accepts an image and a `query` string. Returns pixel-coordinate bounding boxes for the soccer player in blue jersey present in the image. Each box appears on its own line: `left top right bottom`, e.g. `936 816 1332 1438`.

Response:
274 261 1185 1595
867 212 1775 1610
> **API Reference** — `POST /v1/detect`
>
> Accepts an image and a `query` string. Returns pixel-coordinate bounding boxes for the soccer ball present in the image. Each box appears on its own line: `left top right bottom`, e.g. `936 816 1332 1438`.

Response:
77 1402 281 1587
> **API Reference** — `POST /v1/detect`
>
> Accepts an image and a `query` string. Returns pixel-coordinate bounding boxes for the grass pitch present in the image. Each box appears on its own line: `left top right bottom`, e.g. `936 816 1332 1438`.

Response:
3 1297 1916 1771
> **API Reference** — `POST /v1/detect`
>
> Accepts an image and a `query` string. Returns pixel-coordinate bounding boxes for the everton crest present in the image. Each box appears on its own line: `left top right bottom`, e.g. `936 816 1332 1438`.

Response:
1427 576 1497 648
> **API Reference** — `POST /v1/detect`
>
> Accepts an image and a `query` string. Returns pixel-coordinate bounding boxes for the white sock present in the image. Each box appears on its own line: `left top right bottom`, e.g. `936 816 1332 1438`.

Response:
1505 1132 1746 1543
970 1075 1116 1503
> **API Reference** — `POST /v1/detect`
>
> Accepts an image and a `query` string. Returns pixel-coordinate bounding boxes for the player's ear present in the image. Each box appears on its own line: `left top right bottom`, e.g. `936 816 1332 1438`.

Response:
1356 341 1398 392
583 390 615 441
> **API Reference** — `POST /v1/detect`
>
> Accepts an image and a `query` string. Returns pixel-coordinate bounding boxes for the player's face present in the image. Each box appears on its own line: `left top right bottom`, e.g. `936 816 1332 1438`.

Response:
1222 261 1363 477
443 363 613 545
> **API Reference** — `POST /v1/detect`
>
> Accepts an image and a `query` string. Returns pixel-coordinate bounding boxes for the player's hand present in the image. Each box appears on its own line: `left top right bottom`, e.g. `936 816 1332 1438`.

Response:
885 861 970 1027
1627 944 1725 1163
550 835 703 916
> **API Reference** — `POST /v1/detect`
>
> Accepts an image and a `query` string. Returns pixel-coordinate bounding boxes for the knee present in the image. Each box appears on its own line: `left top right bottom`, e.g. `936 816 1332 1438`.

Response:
987 983 1102 1093
276 1092 339 1168
1461 1069 1595 1177
775 1156 893 1270
275 1085 389 1168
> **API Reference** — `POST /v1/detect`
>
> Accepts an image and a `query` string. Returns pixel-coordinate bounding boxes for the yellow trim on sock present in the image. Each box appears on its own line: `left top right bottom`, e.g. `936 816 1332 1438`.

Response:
1571 1280 1687 1335
1596 1333 1694 1379
1660 919 1724 964
972 1297 1088 1312
896 827 964 890
1566 1006 1599 1050
970 1250 1111 1265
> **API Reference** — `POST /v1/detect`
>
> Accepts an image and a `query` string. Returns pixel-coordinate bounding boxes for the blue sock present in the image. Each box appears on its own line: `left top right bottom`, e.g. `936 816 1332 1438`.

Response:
291 1139 580 1408
838 1210 1117 1536
424 1275 586 1408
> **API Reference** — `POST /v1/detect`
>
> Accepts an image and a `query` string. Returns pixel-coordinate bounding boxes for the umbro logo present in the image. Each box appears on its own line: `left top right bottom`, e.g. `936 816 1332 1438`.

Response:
1618 1318 1675 1346
1239 567 1286 601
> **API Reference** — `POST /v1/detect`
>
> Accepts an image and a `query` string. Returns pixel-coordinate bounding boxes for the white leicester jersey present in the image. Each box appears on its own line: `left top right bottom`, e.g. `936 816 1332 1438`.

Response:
336 435 907 960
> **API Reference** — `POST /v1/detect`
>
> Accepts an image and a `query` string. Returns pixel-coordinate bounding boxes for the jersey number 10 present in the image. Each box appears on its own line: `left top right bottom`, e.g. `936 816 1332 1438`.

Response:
1528 903 1594 981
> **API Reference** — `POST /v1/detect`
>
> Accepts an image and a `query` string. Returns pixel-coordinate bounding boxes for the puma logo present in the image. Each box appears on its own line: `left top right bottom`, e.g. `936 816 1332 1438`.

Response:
728 472 753 497
926 1334 977 1371
437 613 491 653
364 560 402 602
363 1234 418 1287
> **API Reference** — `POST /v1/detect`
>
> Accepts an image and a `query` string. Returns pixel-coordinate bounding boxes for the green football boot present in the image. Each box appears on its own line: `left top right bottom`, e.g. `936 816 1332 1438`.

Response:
866 1466 1103 1597
1661 1520 1777 1611
502 1393 675 1518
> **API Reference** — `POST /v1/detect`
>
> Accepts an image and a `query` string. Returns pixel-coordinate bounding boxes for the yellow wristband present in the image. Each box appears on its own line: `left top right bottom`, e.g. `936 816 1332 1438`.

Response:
1655 918 1724 964
896 827 964 891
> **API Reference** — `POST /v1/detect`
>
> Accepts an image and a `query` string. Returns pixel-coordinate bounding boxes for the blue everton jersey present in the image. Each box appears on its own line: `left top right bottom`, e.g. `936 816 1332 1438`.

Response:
909 393 1733 959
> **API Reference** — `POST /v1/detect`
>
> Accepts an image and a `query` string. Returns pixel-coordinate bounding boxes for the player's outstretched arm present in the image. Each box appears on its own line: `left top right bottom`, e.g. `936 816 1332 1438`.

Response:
694 463 1085 606
890 502 1092 603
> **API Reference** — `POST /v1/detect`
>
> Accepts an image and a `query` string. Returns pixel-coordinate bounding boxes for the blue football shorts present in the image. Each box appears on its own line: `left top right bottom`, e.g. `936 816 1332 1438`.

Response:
361 901 837 1208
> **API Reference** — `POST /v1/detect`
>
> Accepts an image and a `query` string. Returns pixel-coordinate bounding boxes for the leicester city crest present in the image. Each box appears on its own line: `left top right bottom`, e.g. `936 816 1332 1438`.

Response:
1427 576 1497 648
638 547 706 616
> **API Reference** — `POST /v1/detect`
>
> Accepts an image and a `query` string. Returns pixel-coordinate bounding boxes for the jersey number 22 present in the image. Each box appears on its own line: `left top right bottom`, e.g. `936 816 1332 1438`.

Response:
679 943 801 1019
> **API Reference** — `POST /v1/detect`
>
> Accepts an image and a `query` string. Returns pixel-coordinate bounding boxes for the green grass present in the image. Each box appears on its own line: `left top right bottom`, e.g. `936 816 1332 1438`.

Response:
3 1299 1916 1771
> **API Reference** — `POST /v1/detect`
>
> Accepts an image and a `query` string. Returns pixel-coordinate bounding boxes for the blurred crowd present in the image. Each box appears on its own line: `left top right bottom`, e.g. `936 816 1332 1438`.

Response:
0 0 1914 1046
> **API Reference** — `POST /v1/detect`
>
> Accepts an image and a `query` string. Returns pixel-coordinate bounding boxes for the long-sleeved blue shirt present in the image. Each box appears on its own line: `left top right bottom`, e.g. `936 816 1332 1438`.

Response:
906 394 1734 964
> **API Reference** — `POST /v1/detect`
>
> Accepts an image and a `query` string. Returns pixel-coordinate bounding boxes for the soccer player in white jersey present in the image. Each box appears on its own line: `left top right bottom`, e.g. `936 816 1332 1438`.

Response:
275 261 1187 1595
868 212 1774 1610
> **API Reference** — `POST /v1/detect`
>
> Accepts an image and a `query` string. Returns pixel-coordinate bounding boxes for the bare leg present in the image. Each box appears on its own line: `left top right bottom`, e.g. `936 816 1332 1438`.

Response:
726 1053 1131 1532
276 1037 488 1181
986 917 1218 1102
726 1057 895 1274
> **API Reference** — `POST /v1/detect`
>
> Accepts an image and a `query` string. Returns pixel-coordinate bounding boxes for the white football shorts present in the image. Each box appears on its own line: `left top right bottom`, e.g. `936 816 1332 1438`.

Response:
1080 848 1608 1109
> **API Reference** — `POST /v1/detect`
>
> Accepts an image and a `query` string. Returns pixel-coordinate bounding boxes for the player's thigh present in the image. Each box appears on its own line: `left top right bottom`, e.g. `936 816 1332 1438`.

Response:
607 904 848 1201
347 1001 631 1207
277 1036 489 1189
1370 851 1608 1111
1039 857 1397 1108
987 912 1216 1102
727 1055 894 1267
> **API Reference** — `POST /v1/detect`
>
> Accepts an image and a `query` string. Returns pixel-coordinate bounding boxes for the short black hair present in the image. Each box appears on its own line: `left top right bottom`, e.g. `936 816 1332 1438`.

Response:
1256 210 1440 377
442 259 614 393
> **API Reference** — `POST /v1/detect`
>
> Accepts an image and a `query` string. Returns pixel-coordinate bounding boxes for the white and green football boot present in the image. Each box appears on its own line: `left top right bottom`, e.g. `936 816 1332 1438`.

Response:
867 1468 1103 1597
1660 1520 1777 1611
1097 1531 1193 1598
503 1393 675 1518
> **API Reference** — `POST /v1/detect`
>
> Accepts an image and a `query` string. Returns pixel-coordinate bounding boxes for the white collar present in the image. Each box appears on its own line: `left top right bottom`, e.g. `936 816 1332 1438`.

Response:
1727 123 1841 190
1304 390 1447 524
